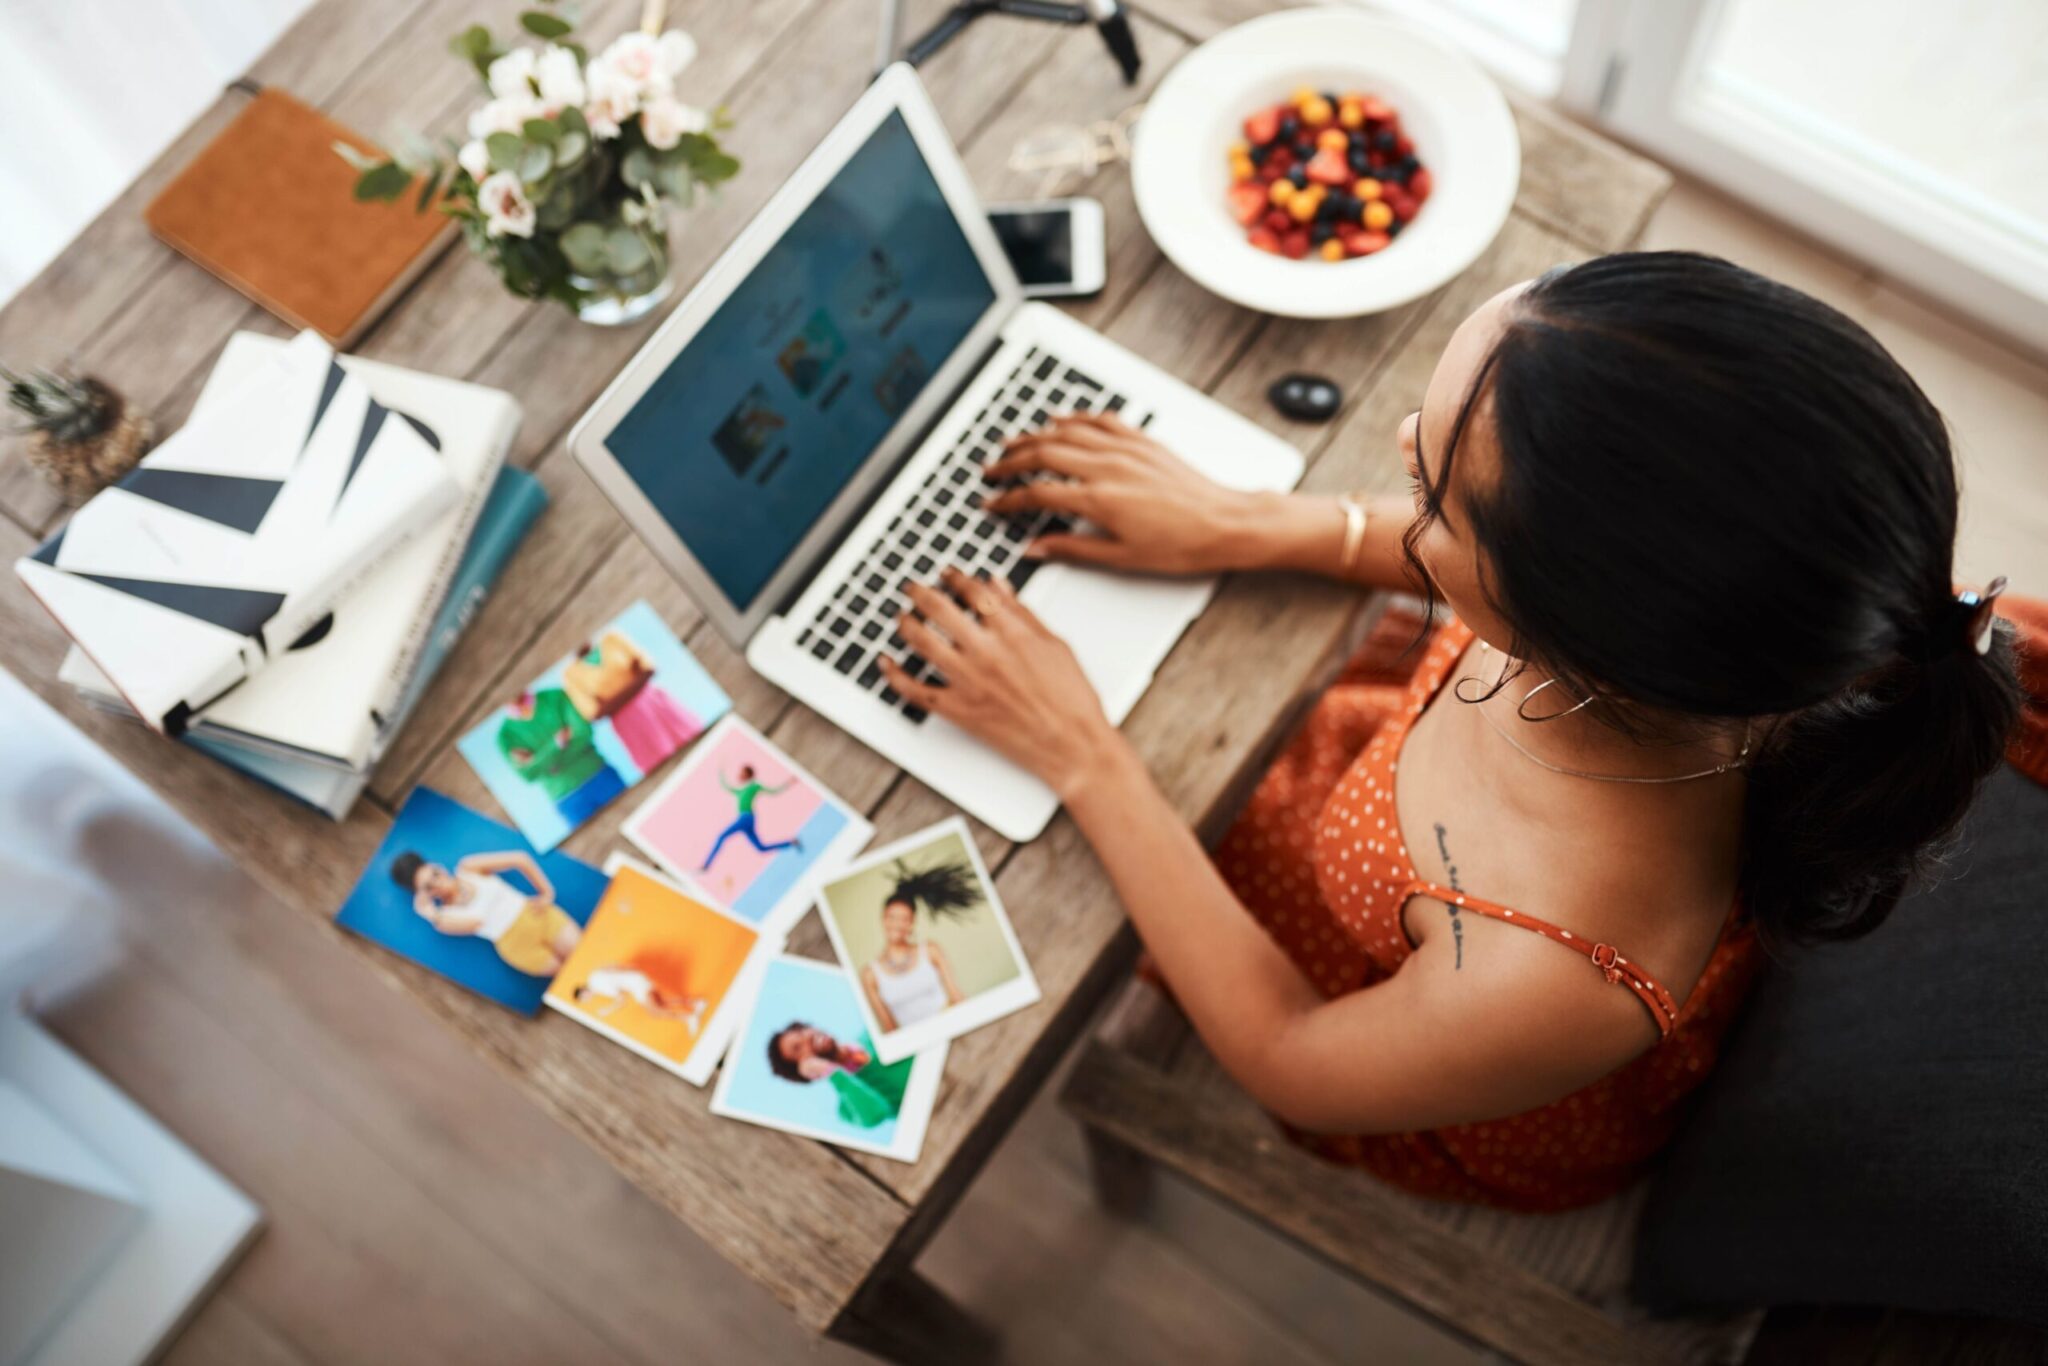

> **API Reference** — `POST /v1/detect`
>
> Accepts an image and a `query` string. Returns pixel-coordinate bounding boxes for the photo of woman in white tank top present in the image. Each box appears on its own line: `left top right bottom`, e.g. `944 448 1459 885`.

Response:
856 860 973 1032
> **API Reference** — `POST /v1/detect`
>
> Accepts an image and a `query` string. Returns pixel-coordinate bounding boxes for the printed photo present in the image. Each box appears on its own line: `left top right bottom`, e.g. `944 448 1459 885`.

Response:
872 344 927 418
457 600 731 852
710 382 787 477
622 715 873 939
815 817 1040 1065
544 854 779 1086
776 308 846 398
337 787 609 1014
710 955 945 1163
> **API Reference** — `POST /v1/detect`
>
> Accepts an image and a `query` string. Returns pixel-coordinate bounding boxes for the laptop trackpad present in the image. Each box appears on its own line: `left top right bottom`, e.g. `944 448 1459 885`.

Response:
1026 566 1215 723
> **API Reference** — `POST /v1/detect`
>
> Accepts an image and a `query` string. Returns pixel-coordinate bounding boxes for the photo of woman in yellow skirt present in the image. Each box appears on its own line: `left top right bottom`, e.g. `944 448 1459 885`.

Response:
391 847 583 978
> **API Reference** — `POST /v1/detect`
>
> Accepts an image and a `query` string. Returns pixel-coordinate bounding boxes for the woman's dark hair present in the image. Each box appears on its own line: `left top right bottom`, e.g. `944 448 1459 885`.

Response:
389 850 426 891
1406 250 2020 945
767 1023 810 1083
883 857 983 921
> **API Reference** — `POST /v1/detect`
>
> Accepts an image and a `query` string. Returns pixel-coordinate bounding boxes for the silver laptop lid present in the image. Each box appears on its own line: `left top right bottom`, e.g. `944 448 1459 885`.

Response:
569 63 1023 647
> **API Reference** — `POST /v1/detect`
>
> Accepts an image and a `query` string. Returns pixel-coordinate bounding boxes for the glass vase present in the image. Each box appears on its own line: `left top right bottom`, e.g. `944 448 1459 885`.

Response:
567 213 674 326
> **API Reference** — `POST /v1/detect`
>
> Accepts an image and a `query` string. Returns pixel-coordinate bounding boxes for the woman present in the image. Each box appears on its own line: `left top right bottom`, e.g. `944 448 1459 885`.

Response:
572 952 709 1033
878 252 2027 1211
856 860 974 1032
561 628 704 772
700 763 802 871
391 847 583 979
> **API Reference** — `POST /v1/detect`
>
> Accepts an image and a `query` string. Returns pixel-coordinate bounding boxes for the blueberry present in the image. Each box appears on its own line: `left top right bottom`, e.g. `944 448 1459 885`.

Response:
1348 149 1369 176
1292 140 1314 161
1310 220 1334 245
1247 142 1270 165
1286 165 1307 188
1373 130 1399 153
1332 193 1360 220
1315 195 1340 222
1278 112 1300 140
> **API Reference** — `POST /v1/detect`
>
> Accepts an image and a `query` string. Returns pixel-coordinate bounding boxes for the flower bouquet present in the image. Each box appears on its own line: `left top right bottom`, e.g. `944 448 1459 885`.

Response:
341 4 738 324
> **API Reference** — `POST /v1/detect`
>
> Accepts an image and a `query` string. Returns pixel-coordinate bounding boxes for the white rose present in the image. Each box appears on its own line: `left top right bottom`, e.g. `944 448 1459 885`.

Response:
534 44 586 106
656 30 697 79
486 45 538 100
467 95 540 141
594 31 665 96
477 171 536 238
581 65 640 140
456 139 491 180
639 96 707 150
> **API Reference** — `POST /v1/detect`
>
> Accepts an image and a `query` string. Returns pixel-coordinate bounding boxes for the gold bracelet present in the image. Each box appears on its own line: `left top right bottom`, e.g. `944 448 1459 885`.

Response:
1336 494 1370 576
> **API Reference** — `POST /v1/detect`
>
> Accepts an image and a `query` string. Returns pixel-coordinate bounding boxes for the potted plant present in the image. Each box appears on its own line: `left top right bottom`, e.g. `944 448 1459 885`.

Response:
3 367 153 502
341 3 738 325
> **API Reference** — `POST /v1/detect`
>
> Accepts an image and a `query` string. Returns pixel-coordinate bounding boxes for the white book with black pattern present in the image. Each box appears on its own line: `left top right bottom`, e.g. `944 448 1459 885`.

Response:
16 331 460 734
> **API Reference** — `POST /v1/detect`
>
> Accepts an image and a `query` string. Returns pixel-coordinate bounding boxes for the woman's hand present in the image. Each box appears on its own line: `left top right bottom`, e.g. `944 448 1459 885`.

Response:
880 567 1126 800
984 412 1265 575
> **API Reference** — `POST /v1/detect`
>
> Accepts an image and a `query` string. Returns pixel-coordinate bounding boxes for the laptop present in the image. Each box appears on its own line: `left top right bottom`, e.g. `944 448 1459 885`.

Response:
570 64 1303 842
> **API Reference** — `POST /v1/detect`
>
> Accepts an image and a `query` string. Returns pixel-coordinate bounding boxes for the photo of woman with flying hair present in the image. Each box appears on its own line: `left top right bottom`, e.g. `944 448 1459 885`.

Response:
856 857 975 1032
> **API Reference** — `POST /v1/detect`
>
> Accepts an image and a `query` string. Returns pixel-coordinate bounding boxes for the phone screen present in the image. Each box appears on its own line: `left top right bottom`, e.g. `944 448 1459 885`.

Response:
989 208 1075 288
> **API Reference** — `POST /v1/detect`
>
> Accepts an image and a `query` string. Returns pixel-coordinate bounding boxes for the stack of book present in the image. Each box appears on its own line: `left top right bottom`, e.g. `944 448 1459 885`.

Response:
17 330 548 819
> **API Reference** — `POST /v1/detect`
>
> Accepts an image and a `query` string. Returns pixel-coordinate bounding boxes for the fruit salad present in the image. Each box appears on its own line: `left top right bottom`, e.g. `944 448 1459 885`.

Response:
1226 88 1433 261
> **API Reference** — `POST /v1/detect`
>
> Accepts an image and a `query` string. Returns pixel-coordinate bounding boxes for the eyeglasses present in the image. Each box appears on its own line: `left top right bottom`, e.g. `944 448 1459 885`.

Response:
1005 104 1144 198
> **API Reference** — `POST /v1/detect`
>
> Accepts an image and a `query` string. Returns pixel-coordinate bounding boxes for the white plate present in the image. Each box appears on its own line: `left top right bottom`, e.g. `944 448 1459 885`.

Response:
1132 6 1520 319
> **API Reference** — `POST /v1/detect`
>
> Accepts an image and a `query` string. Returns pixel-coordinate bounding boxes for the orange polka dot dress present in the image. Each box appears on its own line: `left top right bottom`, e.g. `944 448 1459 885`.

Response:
1212 608 1763 1213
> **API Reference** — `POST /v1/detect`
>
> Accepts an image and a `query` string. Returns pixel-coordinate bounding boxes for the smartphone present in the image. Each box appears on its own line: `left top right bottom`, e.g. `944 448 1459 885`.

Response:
987 198 1106 300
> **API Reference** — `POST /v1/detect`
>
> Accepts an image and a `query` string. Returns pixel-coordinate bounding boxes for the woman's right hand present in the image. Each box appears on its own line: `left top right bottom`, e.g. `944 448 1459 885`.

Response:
983 413 1268 575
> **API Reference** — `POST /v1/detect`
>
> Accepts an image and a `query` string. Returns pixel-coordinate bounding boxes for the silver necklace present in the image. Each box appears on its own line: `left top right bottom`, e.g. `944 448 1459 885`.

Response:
1461 642 1751 785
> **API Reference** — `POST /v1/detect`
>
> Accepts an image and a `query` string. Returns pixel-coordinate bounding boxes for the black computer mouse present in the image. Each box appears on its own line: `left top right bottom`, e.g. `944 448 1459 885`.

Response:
1267 372 1342 423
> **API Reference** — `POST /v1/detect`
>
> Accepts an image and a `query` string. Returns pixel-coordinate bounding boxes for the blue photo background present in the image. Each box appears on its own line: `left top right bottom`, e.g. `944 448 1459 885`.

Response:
456 599 731 852
337 787 609 1013
722 957 899 1147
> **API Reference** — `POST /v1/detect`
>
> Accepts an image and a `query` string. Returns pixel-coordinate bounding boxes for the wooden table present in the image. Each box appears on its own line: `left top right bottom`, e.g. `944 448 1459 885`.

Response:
0 1 1668 1358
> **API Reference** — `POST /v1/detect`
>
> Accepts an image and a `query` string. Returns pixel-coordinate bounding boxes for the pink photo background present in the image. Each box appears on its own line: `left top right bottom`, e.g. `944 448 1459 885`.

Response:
636 727 824 892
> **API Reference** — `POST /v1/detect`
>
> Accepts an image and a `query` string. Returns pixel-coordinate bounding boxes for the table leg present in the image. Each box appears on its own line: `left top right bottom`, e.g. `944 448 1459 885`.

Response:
827 1265 997 1365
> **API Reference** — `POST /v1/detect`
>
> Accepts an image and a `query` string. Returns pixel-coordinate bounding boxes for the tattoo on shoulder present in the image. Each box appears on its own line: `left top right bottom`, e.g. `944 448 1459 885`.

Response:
1433 821 1465 970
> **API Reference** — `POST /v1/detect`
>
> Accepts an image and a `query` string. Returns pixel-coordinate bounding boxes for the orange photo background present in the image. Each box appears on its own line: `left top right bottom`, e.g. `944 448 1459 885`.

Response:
551 865 759 1062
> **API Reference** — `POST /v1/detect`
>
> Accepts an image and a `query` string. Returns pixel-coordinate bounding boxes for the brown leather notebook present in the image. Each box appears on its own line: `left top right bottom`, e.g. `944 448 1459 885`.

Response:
145 87 455 347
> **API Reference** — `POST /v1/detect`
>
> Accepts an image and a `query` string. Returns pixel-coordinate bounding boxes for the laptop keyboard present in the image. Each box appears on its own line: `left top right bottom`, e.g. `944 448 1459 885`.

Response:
794 345 1147 724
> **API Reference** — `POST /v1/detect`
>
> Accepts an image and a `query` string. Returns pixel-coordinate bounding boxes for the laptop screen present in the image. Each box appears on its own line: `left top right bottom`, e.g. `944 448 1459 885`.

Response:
604 110 999 611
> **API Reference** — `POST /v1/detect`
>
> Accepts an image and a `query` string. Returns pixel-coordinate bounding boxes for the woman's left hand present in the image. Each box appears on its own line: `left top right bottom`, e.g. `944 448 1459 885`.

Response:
880 567 1121 800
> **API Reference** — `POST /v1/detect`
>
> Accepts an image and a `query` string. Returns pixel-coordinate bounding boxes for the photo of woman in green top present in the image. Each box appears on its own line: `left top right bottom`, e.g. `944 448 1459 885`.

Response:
764 1021 912 1130
496 686 627 830
700 763 805 871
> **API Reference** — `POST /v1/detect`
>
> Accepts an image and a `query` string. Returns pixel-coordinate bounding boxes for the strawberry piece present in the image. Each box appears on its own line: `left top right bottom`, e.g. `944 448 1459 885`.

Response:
1394 134 1415 157
1386 189 1419 224
1305 148 1351 186
1228 182 1268 226
1264 146 1294 175
1279 228 1311 259
1244 106 1282 146
1263 208 1293 233
1351 230 1392 255
1336 224 1371 255
1408 167 1432 202
1359 96 1393 123
1248 227 1282 254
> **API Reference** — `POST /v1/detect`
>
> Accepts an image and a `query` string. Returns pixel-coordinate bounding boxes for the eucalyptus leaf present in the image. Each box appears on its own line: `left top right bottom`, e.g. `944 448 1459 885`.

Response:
620 146 654 189
485 132 524 172
558 105 589 139
353 161 413 202
449 23 501 81
521 118 560 145
520 9 572 38
604 227 650 274
518 141 553 182
536 187 578 231
554 130 588 167
414 166 444 212
560 221 608 273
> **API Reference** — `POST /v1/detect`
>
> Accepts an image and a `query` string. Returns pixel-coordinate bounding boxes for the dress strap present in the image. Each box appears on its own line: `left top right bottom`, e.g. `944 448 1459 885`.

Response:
1403 879 1681 1037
